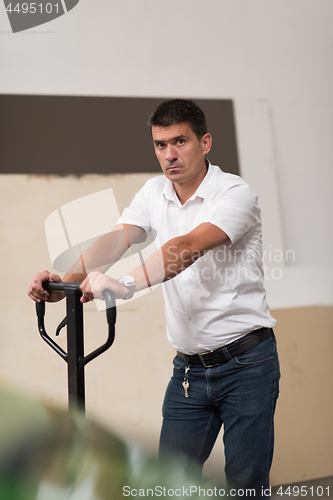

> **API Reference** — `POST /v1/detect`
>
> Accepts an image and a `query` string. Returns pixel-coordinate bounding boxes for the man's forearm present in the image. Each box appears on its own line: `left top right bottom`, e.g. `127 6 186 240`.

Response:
63 233 120 283
128 236 202 292
63 224 146 283
127 222 230 293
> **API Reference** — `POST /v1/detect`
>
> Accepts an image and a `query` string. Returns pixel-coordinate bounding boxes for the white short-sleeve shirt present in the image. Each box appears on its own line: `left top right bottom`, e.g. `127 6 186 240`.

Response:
118 163 276 355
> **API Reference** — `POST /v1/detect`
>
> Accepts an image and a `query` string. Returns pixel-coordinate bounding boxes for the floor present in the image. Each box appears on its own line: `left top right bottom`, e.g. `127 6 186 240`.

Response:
271 476 333 499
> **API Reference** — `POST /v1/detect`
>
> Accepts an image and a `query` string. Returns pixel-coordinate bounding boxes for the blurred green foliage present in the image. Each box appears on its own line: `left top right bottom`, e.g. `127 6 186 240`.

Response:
0 389 221 500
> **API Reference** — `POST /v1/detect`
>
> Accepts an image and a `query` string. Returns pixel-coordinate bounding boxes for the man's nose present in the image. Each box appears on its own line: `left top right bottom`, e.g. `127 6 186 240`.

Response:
165 144 177 162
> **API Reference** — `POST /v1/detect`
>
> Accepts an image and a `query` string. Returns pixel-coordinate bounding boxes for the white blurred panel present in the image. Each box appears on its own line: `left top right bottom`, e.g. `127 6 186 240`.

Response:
60 188 120 247
45 209 69 266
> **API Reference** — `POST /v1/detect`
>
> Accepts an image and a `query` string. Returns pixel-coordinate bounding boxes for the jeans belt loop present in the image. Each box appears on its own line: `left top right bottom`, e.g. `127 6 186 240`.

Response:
222 346 233 361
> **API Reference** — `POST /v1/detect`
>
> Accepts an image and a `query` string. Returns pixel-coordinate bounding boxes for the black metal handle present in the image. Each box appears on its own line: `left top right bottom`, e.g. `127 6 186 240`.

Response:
41 281 82 293
81 288 116 367
36 281 116 365
36 286 68 360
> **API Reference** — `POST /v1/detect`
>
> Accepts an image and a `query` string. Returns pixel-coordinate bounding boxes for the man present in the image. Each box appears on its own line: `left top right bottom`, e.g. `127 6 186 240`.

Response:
28 99 280 497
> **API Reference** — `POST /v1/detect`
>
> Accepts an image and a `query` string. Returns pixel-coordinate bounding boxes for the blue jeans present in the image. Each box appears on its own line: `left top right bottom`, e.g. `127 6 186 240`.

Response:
159 335 280 498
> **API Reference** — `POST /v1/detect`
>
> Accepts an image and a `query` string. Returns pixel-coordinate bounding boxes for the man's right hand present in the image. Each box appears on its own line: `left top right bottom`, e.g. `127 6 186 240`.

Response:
27 270 65 303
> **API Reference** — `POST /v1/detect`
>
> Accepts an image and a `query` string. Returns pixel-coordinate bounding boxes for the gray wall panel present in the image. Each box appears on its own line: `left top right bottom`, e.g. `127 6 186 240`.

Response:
0 95 239 176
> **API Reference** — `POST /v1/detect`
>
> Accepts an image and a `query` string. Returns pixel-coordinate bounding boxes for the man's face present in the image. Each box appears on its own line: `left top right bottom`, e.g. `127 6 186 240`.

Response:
151 123 212 186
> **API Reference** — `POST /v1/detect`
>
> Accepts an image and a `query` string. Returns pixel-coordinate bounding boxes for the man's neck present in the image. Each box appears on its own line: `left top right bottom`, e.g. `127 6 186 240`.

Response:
173 160 209 205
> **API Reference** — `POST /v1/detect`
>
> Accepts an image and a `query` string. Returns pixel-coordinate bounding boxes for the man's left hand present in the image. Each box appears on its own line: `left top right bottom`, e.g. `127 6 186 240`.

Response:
80 272 129 303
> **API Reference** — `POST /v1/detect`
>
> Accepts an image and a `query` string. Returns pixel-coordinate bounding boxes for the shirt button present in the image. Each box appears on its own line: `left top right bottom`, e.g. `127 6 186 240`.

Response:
188 316 192 321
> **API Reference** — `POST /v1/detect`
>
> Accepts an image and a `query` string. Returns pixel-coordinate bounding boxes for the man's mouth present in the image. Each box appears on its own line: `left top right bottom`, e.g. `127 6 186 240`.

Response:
167 165 182 171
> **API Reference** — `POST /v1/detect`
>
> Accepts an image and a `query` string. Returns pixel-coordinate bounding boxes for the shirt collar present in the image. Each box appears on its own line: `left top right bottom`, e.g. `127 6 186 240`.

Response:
162 160 215 204
162 176 177 202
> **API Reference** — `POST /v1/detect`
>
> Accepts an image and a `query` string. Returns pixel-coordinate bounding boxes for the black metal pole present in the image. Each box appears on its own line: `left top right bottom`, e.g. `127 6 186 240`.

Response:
65 287 85 413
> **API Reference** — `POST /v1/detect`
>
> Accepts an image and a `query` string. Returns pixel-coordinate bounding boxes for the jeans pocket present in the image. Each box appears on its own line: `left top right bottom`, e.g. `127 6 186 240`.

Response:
232 338 276 367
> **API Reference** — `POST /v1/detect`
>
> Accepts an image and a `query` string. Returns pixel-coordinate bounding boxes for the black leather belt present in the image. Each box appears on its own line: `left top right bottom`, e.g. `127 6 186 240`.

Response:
177 327 273 368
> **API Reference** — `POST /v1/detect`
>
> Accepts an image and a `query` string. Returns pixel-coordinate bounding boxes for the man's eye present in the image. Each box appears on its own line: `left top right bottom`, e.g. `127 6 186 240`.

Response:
177 139 185 145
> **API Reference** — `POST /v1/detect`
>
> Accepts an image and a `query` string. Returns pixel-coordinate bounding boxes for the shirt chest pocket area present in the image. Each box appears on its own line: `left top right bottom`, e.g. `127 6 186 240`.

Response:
151 198 207 242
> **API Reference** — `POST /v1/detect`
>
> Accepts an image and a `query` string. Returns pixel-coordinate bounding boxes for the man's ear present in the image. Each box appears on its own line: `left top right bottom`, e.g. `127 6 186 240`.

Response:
202 133 212 155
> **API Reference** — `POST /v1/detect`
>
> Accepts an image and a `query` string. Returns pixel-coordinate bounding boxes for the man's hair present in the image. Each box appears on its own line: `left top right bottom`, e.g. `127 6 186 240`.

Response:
148 99 207 139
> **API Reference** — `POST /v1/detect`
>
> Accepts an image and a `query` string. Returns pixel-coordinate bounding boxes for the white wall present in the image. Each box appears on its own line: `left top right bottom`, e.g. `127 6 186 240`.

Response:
234 99 333 309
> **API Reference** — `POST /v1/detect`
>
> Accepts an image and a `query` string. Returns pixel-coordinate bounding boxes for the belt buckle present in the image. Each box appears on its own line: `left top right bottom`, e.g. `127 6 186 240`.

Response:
198 351 220 368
